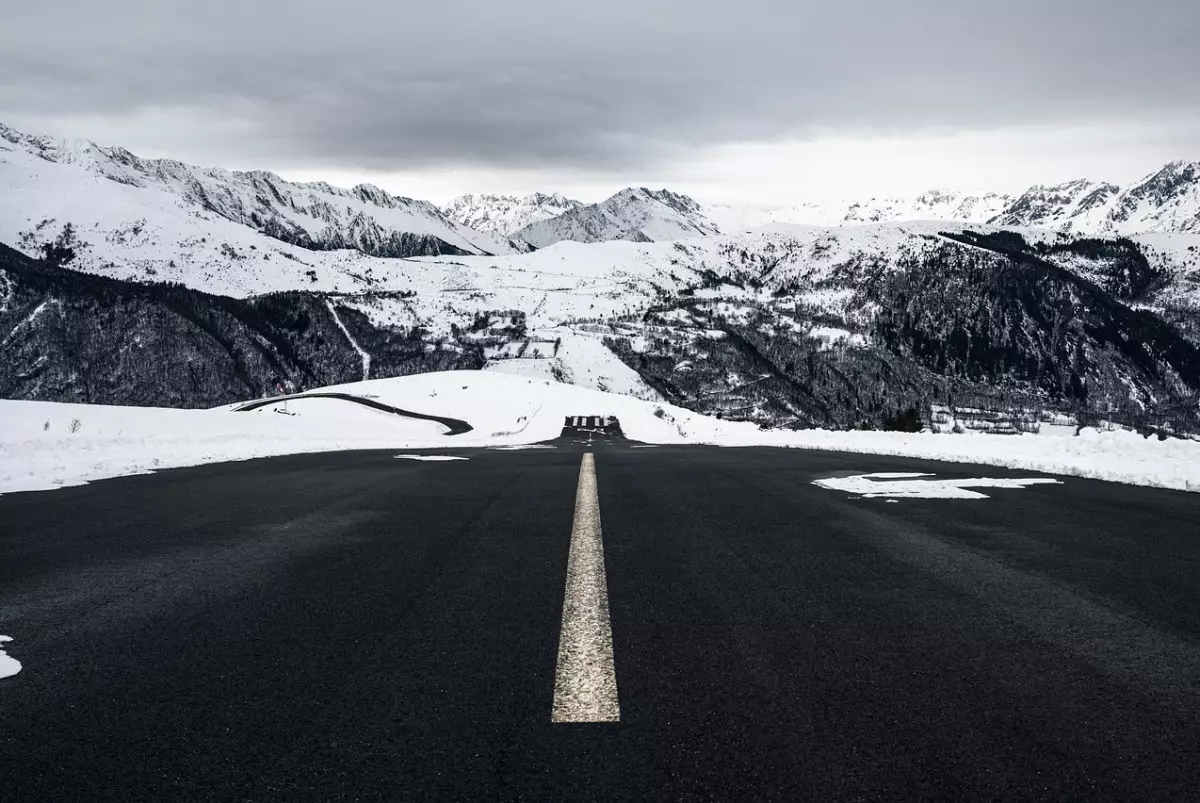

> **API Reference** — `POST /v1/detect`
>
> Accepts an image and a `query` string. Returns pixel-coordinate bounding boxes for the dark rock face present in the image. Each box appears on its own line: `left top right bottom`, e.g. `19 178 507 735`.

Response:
1118 162 1199 216
879 232 1199 405
0 244 486 408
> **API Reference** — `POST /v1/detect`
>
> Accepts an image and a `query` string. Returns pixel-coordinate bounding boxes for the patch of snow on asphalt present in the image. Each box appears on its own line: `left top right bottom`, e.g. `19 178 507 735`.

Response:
393 455 469 462
0 636 21 679
815 472 1062 499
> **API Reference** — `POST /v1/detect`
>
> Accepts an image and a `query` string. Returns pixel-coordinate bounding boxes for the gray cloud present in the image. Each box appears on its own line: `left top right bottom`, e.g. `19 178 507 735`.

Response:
1 0 1198 172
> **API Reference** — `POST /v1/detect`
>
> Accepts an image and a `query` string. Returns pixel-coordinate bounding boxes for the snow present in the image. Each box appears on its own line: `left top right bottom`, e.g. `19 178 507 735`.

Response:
806 325 869 350
814 472 1062 499
443 192 584 236
712 427 1200 494
4 371 1200 497
512 187 720 248
4 121 1199 326
5 134 1198 330
0 395 447 494
0 371 739 494
394 455 468 462
0 635 20 679
325 300 371 381
483 326 664 401
706 191 1015 231
0 123 516 259
489 445 555 450
3 124 1200 499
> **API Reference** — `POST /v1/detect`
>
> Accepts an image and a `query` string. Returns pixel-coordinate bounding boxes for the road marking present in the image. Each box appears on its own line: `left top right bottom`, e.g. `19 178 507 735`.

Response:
552 453 620 723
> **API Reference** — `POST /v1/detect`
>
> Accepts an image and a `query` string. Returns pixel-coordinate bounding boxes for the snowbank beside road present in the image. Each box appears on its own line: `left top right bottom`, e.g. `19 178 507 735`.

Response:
0 371 742 494
3 369 1199 495
0 396 447 494
711 427 1200 494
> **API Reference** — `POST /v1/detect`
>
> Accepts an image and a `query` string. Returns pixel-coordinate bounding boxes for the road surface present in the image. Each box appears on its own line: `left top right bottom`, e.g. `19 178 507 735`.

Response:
2 437 1198 800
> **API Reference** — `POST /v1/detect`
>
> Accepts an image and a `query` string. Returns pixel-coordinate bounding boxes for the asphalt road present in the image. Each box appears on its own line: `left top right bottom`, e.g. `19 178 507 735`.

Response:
2 437 1199 801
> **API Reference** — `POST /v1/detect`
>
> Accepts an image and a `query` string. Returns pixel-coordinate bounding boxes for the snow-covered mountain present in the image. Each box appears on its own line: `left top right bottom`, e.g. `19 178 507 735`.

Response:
710 167 1200 237
512 187 722 248
842 190 1015 225
4 119 1200 433
989 178 1123 231
442 192 584 236
0 123 520 260
990 163 1200 235
706 191 1014 233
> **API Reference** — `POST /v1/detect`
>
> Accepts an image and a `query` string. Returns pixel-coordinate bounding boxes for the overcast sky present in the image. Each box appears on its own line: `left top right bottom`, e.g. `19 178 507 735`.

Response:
2 0 1198 205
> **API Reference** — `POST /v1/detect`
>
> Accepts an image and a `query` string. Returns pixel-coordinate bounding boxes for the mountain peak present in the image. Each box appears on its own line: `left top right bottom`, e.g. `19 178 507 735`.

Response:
985 160 1200 233
441 191 585 236
512 186 718 248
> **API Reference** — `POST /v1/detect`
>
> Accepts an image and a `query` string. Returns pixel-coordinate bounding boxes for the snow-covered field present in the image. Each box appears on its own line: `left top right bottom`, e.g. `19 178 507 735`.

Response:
3 370 1199 496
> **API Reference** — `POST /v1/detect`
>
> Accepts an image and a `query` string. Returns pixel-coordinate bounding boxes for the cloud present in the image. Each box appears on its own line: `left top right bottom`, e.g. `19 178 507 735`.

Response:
1 0 1198 176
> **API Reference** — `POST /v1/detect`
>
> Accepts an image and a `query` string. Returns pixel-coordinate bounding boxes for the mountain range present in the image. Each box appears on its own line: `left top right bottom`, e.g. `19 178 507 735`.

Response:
441 165 1200 246
0 123 524 261
3 121 1200 432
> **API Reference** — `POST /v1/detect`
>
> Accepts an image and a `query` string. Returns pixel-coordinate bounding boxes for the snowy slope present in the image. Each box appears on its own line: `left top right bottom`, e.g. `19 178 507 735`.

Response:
443 192 585 236
513 187 722 248
0 122 517 259
483 324 666 401
4 370 1199 496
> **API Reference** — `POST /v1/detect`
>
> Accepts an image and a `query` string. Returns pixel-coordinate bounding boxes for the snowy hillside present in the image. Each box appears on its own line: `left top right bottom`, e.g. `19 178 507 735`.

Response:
0 122 518 260
7 213 1200 433
5 370 1199 497
513 187 722 248
443 192 584 236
